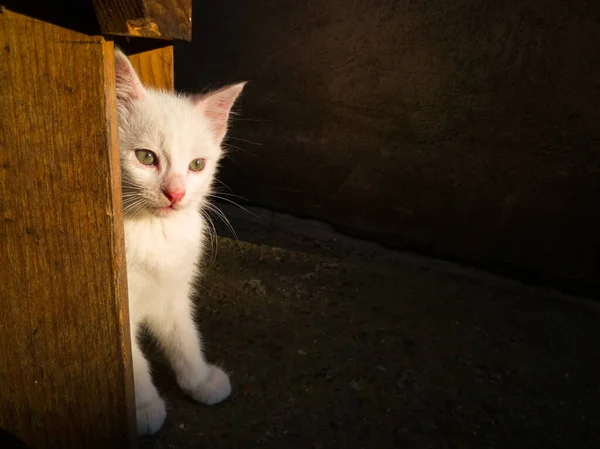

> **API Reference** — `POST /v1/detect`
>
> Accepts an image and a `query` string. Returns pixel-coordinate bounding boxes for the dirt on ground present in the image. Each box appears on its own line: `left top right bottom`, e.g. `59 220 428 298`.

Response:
139 217 600 449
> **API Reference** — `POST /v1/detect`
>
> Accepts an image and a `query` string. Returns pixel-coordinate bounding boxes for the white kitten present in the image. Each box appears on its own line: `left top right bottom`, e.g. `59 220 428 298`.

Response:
114 49 245 436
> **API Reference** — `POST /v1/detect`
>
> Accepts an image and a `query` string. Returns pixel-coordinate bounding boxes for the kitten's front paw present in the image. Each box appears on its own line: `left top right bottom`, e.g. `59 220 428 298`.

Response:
136 396 167 436
187 365 232 405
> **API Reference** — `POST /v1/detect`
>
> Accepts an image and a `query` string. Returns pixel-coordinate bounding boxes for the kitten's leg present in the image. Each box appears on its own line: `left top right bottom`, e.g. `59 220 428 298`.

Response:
131 331 167 435
146 296 231 406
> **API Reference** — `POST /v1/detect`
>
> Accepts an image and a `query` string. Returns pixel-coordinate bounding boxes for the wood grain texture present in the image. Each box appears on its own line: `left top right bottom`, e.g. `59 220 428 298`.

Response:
128 45 174 91
93 0 191 41
0 8 135 448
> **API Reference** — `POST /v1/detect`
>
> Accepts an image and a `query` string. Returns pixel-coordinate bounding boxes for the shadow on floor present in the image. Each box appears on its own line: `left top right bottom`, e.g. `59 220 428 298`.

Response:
140 211 600 449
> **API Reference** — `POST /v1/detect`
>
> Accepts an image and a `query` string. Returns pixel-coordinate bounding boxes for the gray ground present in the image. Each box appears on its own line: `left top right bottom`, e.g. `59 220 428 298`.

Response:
140 207 600 449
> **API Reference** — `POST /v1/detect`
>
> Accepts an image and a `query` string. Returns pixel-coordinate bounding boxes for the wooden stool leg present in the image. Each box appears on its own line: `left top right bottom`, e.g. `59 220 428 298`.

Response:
0 9 136 449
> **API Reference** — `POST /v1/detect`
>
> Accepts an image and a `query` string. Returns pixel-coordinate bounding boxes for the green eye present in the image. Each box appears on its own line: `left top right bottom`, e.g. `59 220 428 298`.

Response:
189 158 206 172
135 149 157 166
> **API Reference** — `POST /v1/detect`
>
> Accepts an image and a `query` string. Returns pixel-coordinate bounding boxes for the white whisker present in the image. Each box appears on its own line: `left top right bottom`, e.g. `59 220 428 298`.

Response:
227 136 262 146
200 210 219 266
222 143 258 156
213 179 233 192
209 195 258 218
204 203 244 255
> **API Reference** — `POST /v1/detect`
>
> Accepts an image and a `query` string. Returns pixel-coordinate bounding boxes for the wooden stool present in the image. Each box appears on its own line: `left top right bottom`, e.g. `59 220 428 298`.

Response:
0 1 191 447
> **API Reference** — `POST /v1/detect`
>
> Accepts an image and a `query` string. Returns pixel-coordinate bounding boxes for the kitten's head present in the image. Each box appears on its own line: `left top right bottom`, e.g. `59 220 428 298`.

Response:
114 49 245 218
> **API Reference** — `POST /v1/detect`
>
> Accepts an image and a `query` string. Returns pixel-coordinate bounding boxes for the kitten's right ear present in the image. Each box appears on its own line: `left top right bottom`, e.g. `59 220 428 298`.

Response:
114 48 145 105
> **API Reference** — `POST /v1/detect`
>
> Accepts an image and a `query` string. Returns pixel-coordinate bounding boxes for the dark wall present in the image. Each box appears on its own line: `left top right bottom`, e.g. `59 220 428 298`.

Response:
176 0 600 293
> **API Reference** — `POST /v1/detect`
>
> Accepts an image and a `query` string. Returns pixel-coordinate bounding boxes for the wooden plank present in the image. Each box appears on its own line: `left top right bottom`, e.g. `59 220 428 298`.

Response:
0 8 135 449
128 45 174 91
93 0 191 41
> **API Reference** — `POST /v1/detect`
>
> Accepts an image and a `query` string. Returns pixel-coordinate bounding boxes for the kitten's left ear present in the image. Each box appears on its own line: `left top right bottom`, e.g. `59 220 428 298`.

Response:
194 82 247 143
114 48 145 106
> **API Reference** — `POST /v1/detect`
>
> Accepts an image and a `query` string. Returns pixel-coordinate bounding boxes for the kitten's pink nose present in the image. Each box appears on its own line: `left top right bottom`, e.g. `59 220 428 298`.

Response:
165 190 186 204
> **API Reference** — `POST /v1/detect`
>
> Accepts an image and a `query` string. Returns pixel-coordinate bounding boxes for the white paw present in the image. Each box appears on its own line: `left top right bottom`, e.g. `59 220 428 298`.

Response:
136 395 167 436
187 365 232 405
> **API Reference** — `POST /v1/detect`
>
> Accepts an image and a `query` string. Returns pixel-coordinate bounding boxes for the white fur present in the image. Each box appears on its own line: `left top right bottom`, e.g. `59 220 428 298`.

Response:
114 49 244 436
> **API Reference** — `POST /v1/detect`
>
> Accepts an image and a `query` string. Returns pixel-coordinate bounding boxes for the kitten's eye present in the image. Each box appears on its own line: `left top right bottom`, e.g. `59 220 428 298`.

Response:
135 150 157 166
189 158 206 172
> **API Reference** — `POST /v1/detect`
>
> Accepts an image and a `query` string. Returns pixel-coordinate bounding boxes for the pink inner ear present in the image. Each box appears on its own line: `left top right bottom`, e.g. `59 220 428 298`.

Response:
195 83 246 142
115 50 145 103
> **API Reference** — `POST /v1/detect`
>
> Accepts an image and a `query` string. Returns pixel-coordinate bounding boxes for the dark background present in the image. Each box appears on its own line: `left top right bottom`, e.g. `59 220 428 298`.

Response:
175 0 600 295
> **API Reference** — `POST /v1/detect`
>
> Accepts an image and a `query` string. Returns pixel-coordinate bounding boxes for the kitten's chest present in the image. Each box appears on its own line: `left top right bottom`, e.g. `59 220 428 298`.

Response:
124 213 203 275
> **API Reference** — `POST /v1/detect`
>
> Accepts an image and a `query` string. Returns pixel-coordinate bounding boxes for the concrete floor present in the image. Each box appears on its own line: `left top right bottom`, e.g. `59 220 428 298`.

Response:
140 207 600 449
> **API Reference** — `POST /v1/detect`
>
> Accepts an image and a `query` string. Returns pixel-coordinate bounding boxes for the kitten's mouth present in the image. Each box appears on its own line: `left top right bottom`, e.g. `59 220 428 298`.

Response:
155 204 181 216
